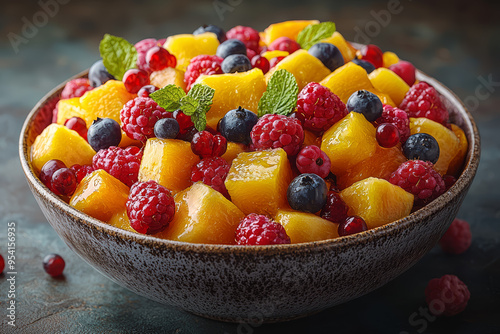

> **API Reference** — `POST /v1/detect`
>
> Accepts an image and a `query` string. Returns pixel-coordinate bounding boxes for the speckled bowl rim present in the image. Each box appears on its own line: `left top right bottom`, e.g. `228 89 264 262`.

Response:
19 69 480 256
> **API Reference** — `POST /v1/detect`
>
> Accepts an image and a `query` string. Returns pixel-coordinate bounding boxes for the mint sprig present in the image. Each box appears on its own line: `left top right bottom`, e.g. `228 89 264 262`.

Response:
258 69 298 117
99 34 138 81
296 21 336 50
150 84 215 131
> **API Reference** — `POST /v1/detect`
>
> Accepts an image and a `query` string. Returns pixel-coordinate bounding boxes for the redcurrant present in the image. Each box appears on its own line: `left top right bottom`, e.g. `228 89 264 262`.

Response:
251 55 270 74
137 85 158 98
123 69 150 94
338 216 368 236
376 123 400 148
64 116 88 141
146 46 177 71
358 44 384 68
43 254 65 277
40 159 66 191
51 168 77 196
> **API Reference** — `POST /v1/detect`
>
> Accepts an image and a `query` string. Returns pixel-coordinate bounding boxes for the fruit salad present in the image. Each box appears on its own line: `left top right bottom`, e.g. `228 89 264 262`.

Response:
30 20 469 245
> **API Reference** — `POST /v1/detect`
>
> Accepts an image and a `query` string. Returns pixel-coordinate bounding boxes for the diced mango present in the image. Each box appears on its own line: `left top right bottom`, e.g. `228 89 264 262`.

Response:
221 142 247 164
302 130 322 148
150 67 186 91
261 50 289 61
164 32 219 71
154 183 244 244
225 148 292 215
383 51 400 68
447 124 468 176
340 177 414 229
70 170 130 222
31 124 95 173
321 32 355 62
368 68 410 106
261 20 319 45
109 209 135 232
275 209 338 243
320 62 375 103
118 130 142 148
368 89 396 107
56 98 87 125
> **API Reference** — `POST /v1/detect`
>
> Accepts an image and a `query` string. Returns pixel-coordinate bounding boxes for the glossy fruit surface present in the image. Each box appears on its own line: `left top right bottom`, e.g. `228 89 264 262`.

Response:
346 90 383 122
221 54 252 73
87 118 122 152
216 39 247 59
287 173 328 213
43 254 65 277
338 216 368 236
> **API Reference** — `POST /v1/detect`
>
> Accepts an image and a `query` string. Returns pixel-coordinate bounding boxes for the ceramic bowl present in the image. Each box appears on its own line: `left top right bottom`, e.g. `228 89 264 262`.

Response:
20 70 480 323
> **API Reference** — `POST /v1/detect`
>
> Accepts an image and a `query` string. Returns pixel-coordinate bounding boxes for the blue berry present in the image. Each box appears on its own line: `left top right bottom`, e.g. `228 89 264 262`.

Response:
351 59 376 74
154 118 180 139
216 39 247 59
87 118 122 152
308 43 344 71
89 60 115 88
221 54 252 73
193 24 226 43
346 90 383 122
219 106 258 145
403 133 440 164
287 173 328 213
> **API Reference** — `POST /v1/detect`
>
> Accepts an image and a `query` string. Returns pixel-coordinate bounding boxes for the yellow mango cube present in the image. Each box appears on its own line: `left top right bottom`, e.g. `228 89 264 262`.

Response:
320 62 375 103
447 124 468 176
261 20 319 45
321 32 355 62
383 51 400 68
368 68 410 106
109 209 135 232
150 67 186 91
164 33 219 71
275 209 338 243
221 142 247 164
56 98 87 125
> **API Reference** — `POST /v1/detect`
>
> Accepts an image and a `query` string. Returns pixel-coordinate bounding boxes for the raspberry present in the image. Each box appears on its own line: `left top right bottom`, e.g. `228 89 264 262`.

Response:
235 213 291 245
126 180 175 234
389 160 445 206
120 97 170 142
191 131 227 158
60 78 93 99
92 146 143 187
135 38 159 72
70 164 95 183
399 81 449 125
295 145 331 178
425 275 470 316
320 191 349 224
439 218 472 254
184 55 223 91
296 82 348 132
250 114 304 156
389 60 416 86
226 26 260 51
268 37 301 54
191 157 230 197
375 105 411 143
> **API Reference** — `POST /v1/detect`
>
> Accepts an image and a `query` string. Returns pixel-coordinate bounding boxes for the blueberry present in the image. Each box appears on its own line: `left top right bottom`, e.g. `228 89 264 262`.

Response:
346 90 383 122
154 118 180 139
308 43 344 71
287 173 328 213
216 39 247 59
351 59 376 74
221 54 252 73
87 118 122 152
403 133 440 164
219 106 258 145
89 59 115 88
193 24 226 43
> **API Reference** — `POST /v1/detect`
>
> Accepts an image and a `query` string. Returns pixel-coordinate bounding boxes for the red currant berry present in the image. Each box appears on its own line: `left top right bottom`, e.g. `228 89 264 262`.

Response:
146 46 177 71
251 55 270 74
269 56 285 68
321 190 349 224
64 116 88 141
137 85 158 98
173 109 194 134
443 174 457 190
359 44 384 68
51 168 77 196
191 131 227 158
40 159 66 190
123 69 150 94
338 216 368 236
0 254 4 274
376 123 400 148
43 254 65 277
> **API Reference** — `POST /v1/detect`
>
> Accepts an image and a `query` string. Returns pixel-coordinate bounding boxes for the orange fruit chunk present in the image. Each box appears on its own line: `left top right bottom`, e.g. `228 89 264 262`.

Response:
154 183 245 244
275 209 338 243
320 62 375 103
163 32 219 71
261 50 289 61
261 20 319 45
109 209 135 232
225 148 292 216
302 130 322 148
195 68 266 129
118 130 142 148
409 117 460 175
56 98 87 124
368 68 410 106
150 67 186 91
31 124 95 173
321 32 355 62
221 142 247 164
321 112 378 174
70 170 129 222
340 177 414 229
368 90 396 107
138 138 200 194
383 51 400 68
447 124 468 176
265 50 331 91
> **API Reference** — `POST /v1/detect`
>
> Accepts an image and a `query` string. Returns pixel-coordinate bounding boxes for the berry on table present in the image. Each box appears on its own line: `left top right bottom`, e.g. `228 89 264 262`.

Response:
226 25 260 51
51 168 77 196
61 78 93 99
93 146 143 187
358 44 384 68
40 159 66 191
321 190 349 224
126 180 175 234
295 145 331 178
338 216 368 236
184 55 223 91
250 114 304 156
216 39 247 59
221 54 252 73
191 130 227 158
120 96 170 142
235 213 291 245
64 116 88 141
146 46 176 71
346 90 383 122
268 37 301 54
88 59 115 87
191 156 230 197
439 218 472 254
287 173 328 213
376 123 400 148
399 81 449 125
351 59 376 74
403 133 440 164
0 254 4 274
269 56 285 68
154 118 180 139
219 106 259 145
87 117 122 152
123 69 150 94
308 43 344 71
43 254 65 277
137 85 158 98
251 55 270 74
375 105 411 143
70 164 95 183
389 60 416 86
425 275 470 316
193 24 226 43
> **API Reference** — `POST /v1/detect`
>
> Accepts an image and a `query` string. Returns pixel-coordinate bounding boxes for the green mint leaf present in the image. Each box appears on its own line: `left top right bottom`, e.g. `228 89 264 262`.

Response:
179 95 199 116
186 84 215 131
150 84 186 112
99 34 138 80
191 111 207 132
296 21 336 50
258 69 299 117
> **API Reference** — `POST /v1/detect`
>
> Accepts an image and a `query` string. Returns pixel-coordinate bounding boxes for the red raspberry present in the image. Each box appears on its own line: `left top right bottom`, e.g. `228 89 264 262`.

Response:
439 218 472 254
425 275 470 316
375 105 411 143
320 190 349 224
126 180 175 234
389 160 445 206
191 131 227 158
246 48 257 61
121 97 170 142
92 146 143 187
226 26 260 51
191 157 230 197
296 82 348 132
184 55 223 91
389 60 416 86
135 38 159 72
268 37 301 54
60 78 93 99
296 145 331 178
250 114 304 156
70 164 95 183
399 81 449 125
235 213 291 245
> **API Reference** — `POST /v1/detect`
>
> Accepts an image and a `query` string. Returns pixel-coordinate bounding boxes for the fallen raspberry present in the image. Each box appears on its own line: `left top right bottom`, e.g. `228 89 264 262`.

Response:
375 104 411 143
61 78 93 99
92 146 143 187
439 218 472 254
235 213 291 245
191 157 230 197
226 25 260 51
399 81 449 125
250 114 304 156
425 275 470 316
184 55 223 91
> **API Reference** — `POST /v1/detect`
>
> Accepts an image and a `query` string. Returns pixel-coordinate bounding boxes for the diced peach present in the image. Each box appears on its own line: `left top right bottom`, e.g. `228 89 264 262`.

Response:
164 33 219 71
320 62 375 103
368 68 410 106
261 50 289 61
109 209 135 232
261 20 319 45
56 98 87 125
150 67 186 91
221 142 247 164
275 209 338 243
321 32 355 62
383 51 400 68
